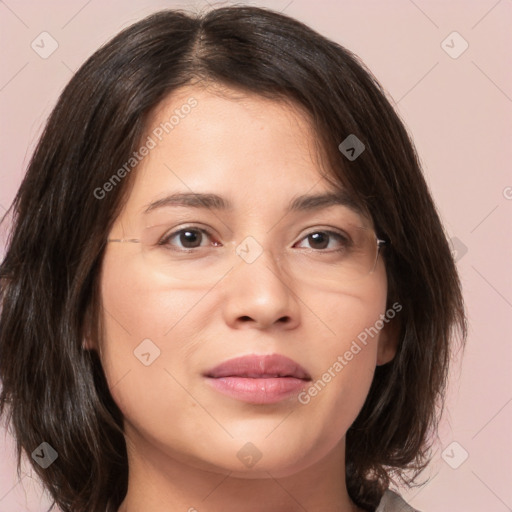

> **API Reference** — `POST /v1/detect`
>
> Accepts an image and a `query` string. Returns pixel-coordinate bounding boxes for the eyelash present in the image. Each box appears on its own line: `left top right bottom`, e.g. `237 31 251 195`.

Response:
158 225 352 253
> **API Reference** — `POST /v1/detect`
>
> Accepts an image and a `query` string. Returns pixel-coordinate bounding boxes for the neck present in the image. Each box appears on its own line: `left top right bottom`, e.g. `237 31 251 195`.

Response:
117 430 360 512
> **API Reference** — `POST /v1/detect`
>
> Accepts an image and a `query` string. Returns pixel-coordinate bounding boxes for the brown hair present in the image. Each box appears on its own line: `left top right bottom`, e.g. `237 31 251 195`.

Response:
0 6 466 512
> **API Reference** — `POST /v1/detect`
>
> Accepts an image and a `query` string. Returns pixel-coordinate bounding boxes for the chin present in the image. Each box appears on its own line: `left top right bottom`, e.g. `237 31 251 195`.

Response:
198 437 330 480
213 456 316 480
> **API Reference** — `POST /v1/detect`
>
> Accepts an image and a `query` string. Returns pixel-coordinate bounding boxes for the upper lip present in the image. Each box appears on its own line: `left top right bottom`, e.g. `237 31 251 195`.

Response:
204 354 311 380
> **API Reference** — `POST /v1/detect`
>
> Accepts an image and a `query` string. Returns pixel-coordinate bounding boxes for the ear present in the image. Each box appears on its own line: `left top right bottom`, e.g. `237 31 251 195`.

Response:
82 331 98 351
376 317 401 366
82 303 99 351
82 336 97 351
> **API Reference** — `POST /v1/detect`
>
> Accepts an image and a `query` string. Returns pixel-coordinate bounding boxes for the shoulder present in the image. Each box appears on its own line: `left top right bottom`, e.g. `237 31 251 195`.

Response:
375 489 422 512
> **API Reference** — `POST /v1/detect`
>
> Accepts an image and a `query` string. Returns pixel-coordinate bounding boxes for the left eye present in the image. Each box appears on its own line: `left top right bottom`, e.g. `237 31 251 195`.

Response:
294 231 349 251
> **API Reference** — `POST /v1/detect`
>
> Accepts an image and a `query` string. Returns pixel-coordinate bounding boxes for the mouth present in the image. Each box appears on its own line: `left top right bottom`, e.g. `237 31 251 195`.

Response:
203 354 312 404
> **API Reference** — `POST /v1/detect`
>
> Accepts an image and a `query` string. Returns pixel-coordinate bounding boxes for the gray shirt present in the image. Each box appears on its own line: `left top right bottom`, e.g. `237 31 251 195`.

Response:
375 490 420 512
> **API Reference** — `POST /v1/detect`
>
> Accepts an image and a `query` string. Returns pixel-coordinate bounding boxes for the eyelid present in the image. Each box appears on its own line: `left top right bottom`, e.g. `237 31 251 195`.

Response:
298 226 351 239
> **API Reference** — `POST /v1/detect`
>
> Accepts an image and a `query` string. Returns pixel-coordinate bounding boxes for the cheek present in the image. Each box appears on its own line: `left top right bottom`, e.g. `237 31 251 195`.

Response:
99 248 200 338
291 275 388 443
98 246 219 368
97 249 208 411
97 251 214 457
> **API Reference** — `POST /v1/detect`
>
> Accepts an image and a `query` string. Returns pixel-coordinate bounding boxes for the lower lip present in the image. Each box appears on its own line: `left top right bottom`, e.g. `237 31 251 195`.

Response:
205 376 309 404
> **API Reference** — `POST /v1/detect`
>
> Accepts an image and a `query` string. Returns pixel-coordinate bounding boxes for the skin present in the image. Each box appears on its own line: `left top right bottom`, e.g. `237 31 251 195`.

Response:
92 84 398 512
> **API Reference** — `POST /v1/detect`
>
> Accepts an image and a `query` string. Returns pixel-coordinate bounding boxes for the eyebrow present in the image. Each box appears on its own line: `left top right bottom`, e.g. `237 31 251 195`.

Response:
143 190 363 215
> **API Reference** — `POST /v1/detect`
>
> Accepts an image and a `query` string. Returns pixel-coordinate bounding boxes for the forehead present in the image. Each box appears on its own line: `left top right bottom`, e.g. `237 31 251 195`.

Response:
141 83 321 175
118 84 367 223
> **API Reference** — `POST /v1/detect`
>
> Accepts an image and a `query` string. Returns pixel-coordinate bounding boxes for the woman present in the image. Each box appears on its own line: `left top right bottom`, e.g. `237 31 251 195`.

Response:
0 6 466 512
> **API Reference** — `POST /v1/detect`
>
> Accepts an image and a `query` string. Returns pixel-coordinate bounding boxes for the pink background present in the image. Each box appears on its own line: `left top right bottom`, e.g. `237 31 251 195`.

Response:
1 1 511 510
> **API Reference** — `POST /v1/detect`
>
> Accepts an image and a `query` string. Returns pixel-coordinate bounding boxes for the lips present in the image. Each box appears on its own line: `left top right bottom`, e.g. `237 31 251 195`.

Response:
204 354 311 405
204 354 311 380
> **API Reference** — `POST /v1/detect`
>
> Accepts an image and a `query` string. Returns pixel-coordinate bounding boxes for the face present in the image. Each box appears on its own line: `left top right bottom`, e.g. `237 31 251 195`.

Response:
95 84 396 479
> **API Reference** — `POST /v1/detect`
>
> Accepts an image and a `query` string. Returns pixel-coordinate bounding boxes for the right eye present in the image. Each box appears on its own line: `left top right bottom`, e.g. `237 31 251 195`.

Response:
159 226 222 251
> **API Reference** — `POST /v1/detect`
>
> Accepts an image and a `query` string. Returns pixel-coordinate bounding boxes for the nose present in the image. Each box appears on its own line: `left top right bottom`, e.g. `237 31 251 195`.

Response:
221 244 300 331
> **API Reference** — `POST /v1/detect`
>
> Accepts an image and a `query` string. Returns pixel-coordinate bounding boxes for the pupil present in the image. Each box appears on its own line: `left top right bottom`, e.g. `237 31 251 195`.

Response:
180 230 201 248
309 232 328 249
